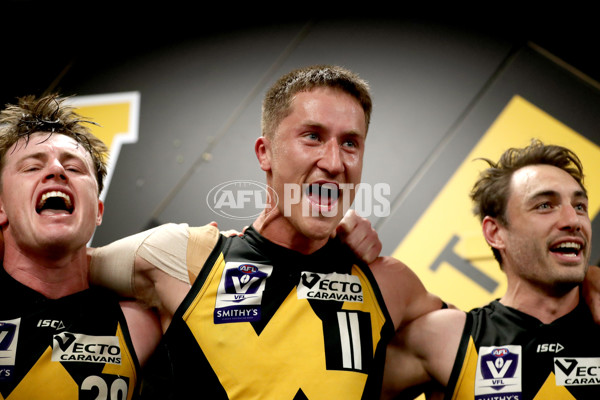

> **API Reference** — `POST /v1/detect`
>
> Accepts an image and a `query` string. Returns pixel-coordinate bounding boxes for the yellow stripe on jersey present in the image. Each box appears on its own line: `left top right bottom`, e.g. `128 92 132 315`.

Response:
4 347 76 399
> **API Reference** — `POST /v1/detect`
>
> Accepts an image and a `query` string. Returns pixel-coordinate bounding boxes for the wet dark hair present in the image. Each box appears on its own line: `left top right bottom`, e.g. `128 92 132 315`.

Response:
0 94 108 193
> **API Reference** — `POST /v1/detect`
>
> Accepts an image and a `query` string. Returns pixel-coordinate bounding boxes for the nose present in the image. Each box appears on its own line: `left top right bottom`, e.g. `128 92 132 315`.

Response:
317 139 345 176
559 204 582 232
43 160 68 183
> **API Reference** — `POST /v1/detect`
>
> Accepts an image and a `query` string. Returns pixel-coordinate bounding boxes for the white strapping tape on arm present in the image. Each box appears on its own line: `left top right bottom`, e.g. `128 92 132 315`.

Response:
89 223 190 296
136 223 191 284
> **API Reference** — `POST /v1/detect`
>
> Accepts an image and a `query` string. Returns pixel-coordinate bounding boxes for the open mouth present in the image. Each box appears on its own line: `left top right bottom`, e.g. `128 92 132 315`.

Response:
36 191 74 215
549 241 582 258
305 183 339 207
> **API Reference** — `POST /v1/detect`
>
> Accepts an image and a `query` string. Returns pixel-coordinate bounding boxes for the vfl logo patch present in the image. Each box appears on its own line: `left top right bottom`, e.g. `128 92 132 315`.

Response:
0 318 20 382
52 332 122 365
555 358 600 386
475 345 522 400
297 272 363 302
214 262 272 324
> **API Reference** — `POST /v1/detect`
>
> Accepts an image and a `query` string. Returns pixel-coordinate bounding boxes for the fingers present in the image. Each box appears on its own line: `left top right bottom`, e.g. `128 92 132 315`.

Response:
210 221 246 237
336 210 382 264
220 229 243 237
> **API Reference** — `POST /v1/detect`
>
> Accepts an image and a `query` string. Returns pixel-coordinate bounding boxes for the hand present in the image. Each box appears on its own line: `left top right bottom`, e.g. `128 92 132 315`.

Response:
583 265 600 324
333 210 382 264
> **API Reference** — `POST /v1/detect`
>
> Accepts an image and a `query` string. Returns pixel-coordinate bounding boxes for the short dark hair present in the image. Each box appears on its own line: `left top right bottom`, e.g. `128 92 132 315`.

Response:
470 139 585 264
262 65 372 139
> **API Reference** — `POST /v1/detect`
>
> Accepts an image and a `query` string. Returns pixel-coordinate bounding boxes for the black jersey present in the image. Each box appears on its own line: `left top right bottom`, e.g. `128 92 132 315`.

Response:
142 226 394 399
0 267 141 400
446 299 600 400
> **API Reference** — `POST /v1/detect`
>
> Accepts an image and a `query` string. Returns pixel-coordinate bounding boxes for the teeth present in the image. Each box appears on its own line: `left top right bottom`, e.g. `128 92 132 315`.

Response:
556 242 581 250
39 191 72 209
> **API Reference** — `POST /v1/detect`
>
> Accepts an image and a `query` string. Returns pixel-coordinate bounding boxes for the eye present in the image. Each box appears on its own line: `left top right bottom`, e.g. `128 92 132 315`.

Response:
342 138 358 148
22 163 42 172
62 158 89 174
574 202 588 213
305 132 319 141
536 202 552 210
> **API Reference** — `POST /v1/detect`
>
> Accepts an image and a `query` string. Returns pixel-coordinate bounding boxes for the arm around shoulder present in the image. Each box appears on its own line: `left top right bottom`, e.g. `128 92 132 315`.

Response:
89 223 219 298
382 308 466 398
90 223 220 329
370 256 443 331
583 264 600 324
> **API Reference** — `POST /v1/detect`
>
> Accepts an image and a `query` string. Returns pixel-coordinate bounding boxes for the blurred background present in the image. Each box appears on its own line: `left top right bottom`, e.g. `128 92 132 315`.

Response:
2 1 599 310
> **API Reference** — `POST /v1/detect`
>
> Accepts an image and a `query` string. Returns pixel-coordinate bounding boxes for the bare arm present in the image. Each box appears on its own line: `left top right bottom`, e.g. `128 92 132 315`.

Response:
119 300 162 366
370 256 443 330
89 223 219 331
381 308 466 399
583 265 600 324
369 256 464 398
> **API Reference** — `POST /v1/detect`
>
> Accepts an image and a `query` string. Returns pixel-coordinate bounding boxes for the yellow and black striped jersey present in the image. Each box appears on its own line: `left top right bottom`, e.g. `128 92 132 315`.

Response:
0 267 141 400
142 226 394 400
447 300 600 400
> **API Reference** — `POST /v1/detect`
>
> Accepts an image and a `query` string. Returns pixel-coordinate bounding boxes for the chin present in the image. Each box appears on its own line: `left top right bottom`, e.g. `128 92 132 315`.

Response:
301 218 339 240
554 268 586 287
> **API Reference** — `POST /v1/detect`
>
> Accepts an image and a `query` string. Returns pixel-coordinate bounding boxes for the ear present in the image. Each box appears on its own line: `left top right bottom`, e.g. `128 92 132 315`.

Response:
255 136 272 172
0 196 7 226
96 199 104 226
482 216 506 252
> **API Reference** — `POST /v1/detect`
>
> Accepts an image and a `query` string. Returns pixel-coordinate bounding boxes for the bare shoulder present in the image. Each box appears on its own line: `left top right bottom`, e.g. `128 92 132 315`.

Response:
369 256 412 283
369 256 444 330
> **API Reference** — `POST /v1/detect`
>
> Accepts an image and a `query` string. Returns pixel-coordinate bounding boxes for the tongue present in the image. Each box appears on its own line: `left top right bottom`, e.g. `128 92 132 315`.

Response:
39 209 70 216
307 184 338 206
307 191 329 206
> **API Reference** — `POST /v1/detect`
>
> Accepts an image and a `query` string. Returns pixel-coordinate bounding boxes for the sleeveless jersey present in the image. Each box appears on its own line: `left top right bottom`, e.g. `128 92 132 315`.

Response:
142 226 395 399
446 300 600 400
0 267 141 400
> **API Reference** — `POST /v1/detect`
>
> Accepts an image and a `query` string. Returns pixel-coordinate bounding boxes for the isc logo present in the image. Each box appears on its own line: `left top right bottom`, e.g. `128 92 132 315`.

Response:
537 343 564 353
37 319 66 330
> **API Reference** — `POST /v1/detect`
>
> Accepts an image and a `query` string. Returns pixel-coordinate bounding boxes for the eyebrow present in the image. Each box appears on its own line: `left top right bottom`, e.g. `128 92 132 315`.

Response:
528 189 588 202
301 121 366 138
15 149 90 168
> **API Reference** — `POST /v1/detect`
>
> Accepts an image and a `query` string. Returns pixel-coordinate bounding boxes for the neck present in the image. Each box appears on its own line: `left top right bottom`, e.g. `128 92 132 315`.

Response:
500 279 580 324
252 209 329 255
3 244 89 299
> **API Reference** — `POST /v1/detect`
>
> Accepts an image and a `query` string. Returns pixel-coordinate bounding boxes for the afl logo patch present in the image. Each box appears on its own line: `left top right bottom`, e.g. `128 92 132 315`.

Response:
239 264 258 274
